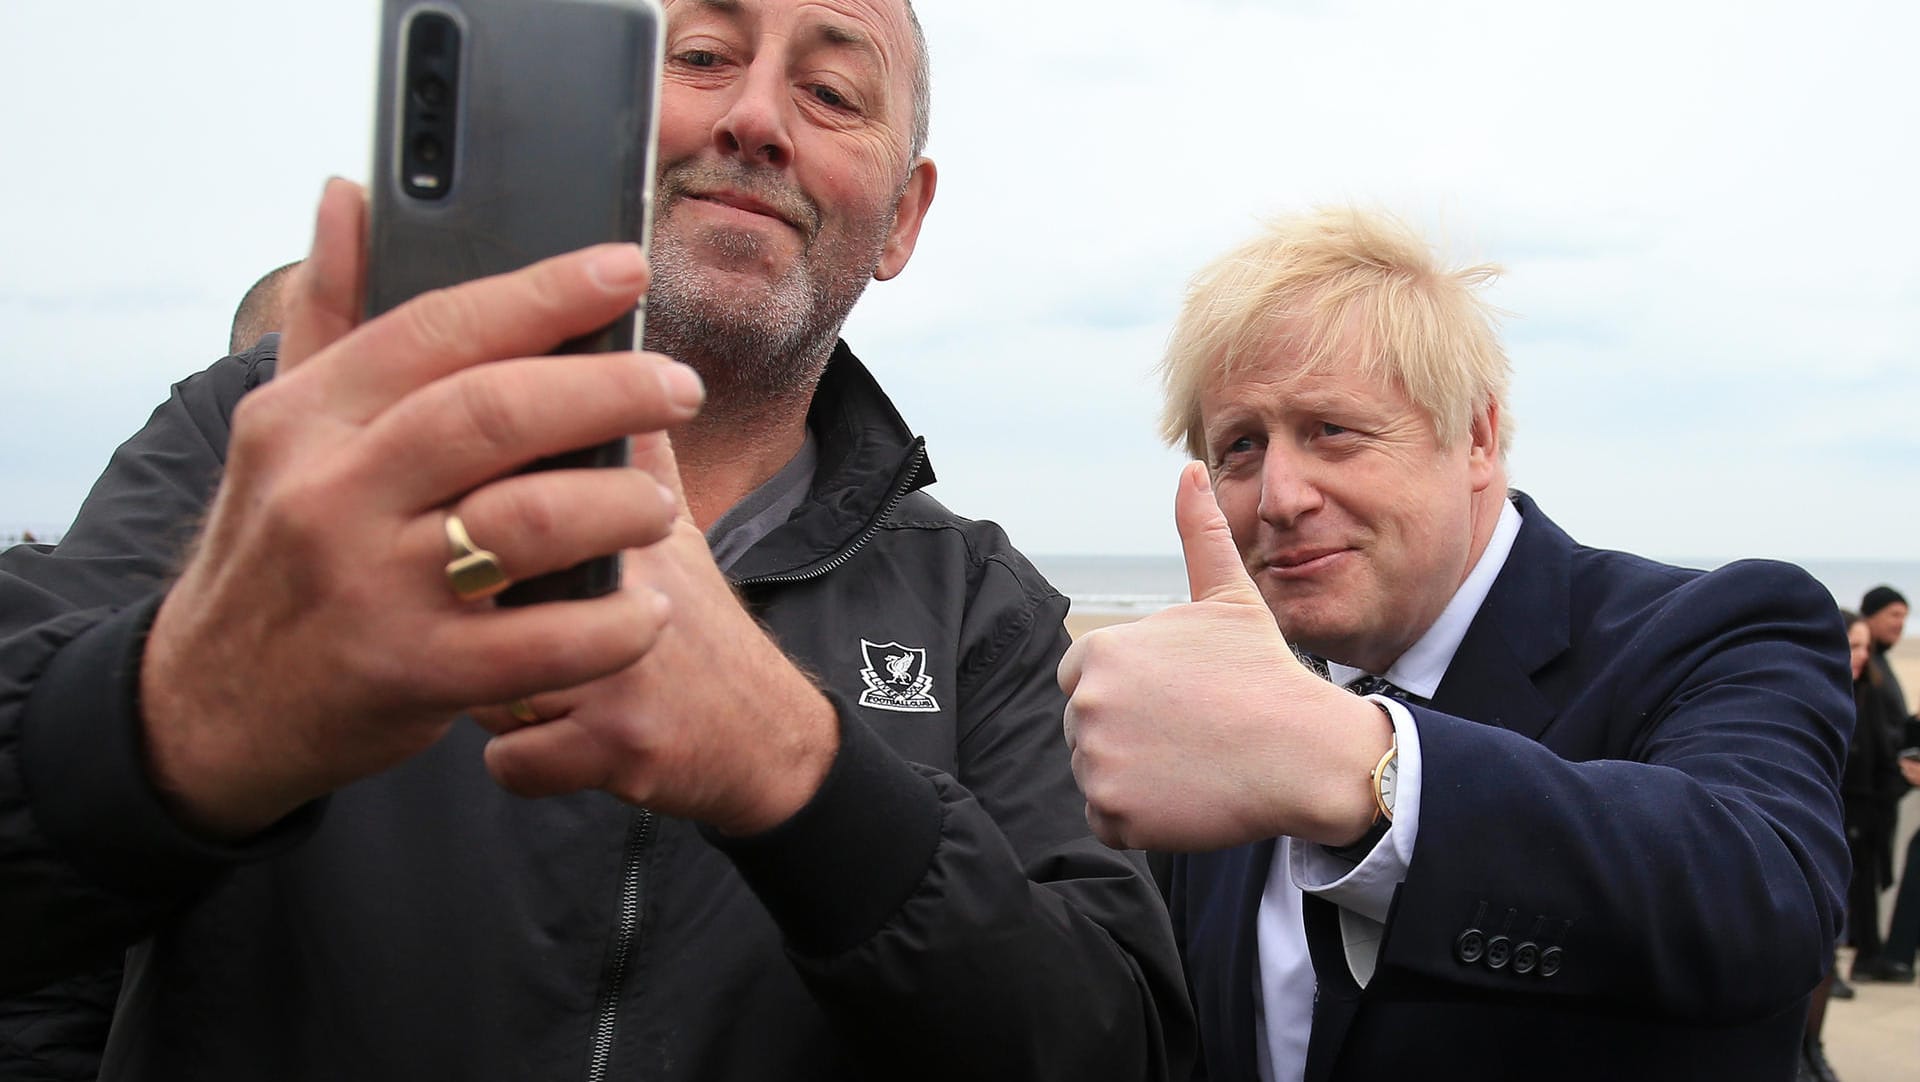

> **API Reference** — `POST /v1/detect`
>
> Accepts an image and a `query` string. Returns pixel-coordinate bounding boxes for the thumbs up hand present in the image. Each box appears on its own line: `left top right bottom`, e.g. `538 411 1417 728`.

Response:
1058 463 1392 852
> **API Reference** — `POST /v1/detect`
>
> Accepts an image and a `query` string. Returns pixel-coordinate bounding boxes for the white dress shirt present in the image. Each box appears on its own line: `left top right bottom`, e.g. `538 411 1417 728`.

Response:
1254 499 1523 1082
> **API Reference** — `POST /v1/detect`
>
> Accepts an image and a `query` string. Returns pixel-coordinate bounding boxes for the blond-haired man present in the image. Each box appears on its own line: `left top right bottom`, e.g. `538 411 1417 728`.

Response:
1061 208 1851 1081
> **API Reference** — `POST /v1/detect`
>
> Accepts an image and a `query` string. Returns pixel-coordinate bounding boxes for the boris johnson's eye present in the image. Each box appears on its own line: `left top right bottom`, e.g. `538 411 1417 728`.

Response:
1213 435 1258 468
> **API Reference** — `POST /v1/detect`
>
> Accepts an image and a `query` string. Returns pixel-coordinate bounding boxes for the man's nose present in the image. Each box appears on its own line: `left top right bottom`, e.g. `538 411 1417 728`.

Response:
712 55 794 168
1256 444 1325 528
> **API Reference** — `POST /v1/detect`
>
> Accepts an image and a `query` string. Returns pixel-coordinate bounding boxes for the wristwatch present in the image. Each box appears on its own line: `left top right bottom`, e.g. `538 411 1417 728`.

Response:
1327 736 1398 862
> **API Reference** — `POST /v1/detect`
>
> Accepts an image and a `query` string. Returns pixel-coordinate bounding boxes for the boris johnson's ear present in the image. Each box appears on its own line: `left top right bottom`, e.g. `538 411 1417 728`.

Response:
1467 400 1501 491
875 157 937 282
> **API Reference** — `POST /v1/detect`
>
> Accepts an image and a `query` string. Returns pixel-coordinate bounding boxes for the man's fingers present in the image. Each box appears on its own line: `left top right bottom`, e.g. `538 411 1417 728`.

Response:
278 178 369 373
1174 462 1263 605
356 352 703 513
1057 631 1092 700
400 468 680 589
483 718 614 798
406 588 671 707
312 242 653 423
629 430 694 524
1084 802 1128 850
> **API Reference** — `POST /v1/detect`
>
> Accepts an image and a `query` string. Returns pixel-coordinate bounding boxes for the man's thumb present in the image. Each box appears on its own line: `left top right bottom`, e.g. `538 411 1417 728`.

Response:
630 429 694 525
1175 462 1262 604
278 178 367 374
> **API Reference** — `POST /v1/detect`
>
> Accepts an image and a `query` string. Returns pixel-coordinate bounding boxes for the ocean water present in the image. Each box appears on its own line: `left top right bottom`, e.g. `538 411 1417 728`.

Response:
1030 553 1920 619
8 532 1915 624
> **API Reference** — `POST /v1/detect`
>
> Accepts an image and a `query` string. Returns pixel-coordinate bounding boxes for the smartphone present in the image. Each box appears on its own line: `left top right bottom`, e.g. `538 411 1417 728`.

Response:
366 0 664 605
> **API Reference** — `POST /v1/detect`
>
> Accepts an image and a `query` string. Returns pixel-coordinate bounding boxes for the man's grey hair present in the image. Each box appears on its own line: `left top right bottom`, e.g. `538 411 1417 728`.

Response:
904 2 930 161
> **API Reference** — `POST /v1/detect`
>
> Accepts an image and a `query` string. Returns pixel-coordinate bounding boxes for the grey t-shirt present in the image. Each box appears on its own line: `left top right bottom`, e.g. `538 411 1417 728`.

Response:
703 433 819 574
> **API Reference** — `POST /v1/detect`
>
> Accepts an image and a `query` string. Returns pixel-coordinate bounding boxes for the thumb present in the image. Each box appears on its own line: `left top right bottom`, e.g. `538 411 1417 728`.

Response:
1174 462 1263 605
630 428 694 525
278 178 369 374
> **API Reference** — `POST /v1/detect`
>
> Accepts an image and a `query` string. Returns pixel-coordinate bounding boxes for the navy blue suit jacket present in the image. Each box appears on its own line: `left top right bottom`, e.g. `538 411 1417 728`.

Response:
1170 493 1851 1082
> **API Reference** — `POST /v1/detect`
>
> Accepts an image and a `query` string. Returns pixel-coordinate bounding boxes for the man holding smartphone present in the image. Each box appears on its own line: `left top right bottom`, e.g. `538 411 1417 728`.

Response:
0 2 1192 1080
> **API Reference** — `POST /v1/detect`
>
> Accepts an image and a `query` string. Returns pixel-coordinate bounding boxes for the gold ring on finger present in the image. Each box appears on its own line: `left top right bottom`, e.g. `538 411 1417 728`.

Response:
443 512 511 602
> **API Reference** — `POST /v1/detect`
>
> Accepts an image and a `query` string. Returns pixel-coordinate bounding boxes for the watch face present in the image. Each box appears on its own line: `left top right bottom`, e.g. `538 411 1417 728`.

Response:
1377 755 1398 818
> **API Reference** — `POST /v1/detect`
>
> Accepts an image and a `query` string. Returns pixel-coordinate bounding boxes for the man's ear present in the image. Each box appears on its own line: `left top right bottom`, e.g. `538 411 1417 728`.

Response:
875 157 937 282
1467 400 1501 490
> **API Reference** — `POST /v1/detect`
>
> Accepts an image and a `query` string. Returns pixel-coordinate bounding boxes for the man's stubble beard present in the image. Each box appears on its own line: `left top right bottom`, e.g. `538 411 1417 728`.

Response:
643 184 901 418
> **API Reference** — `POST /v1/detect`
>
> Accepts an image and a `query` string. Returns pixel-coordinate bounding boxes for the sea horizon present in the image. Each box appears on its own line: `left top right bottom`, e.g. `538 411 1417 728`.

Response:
6 528 1915 623
1030 552 1920 618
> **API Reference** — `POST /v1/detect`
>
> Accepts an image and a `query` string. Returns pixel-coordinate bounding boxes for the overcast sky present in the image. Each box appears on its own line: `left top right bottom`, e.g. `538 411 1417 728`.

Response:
2 0 1915 562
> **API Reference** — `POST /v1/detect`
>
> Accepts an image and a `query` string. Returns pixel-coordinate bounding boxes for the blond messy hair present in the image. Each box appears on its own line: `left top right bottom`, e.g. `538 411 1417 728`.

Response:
1158 207 1513 462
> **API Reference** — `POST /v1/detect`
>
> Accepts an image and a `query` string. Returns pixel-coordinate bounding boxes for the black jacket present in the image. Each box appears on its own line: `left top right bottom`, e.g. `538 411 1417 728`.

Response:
1844 676 1907 814
0 339 1193 1081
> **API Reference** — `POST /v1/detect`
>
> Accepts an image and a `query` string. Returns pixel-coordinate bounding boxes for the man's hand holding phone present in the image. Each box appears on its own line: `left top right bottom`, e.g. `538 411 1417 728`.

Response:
469 432 841 839
140 180 700 840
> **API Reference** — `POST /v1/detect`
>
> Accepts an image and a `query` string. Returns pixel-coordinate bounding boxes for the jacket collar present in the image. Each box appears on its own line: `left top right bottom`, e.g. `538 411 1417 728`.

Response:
1426 491 1573 741
727 341 935 583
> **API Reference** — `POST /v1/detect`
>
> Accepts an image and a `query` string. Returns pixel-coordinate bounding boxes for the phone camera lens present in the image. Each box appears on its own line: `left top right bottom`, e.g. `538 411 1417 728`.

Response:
413 133 444 165
414 75 448 109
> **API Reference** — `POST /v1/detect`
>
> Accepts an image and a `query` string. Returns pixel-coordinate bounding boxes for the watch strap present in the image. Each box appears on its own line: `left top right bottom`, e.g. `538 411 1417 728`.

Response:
1325 742 1398 863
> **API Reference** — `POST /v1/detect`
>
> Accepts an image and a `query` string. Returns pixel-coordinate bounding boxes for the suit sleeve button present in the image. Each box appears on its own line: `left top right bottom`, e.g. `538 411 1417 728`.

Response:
1512 942 1539 975
1484 935 1512 970
1538 947 1563 977
1455 929 1485 964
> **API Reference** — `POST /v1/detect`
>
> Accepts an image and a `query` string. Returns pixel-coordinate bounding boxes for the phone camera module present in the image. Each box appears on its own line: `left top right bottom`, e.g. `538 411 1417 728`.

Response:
400 13 461 200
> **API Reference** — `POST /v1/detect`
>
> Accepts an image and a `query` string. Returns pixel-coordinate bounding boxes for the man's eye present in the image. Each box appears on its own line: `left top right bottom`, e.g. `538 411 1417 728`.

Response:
1317 422 1349 438
811 85 850 109
679 49 721 67
1214 436 1257 466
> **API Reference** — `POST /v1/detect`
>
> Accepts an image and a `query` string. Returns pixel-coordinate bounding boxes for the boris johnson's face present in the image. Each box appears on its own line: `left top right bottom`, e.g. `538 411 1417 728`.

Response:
647 0 934 380
1200 328 1502 674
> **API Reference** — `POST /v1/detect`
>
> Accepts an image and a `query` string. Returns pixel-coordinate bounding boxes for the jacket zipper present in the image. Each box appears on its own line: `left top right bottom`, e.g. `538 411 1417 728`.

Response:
735 441 927 589
585 809 655 1082
579 440 923 1078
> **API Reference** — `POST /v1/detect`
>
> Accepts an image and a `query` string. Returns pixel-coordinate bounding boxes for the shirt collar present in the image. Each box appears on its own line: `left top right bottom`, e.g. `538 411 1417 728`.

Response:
1328 496 1523 699
703 432 820 574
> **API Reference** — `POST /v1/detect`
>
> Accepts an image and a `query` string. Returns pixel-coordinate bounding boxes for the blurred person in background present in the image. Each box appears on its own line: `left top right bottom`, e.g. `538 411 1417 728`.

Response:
1852 587 1917 985
228 261 301 355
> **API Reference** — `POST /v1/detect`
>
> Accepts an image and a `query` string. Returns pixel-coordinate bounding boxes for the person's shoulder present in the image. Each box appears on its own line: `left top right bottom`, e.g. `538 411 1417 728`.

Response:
226 331 282 386
1570 542 1836 640
178 333 281 405
158 334 282 439
881 489 1064 606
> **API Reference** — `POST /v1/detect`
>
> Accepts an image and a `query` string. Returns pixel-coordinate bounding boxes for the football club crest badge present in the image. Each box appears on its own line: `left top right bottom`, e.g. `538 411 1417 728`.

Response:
857 640 939 713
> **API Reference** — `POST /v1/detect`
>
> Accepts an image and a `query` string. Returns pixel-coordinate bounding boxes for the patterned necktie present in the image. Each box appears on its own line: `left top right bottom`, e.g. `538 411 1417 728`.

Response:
1344 673 1428 706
